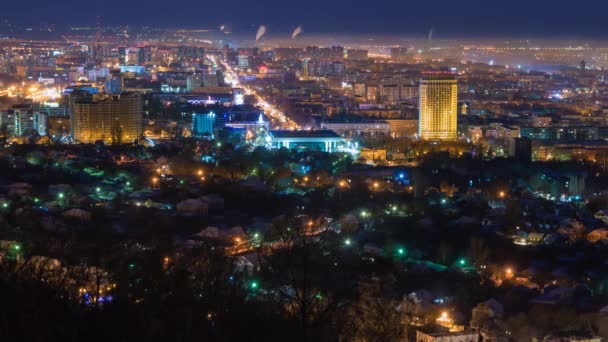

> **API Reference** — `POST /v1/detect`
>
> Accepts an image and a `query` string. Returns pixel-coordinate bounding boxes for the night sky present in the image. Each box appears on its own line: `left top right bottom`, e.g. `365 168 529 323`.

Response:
2 0 607 37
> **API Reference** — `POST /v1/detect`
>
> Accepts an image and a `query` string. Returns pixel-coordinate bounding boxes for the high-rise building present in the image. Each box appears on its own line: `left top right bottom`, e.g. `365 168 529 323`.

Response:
118 47 127 65
104 73 124 94
33 112 47 136
70 92 142 144
301 58 315 79
137 47 146 65
418 71 458 140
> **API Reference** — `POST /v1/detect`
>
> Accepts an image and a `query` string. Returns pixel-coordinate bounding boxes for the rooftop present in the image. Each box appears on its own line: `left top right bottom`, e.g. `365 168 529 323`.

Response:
270 130 341 139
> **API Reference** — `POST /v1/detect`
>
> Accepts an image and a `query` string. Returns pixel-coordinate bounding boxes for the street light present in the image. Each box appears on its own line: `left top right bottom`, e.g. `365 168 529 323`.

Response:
344 238 352 246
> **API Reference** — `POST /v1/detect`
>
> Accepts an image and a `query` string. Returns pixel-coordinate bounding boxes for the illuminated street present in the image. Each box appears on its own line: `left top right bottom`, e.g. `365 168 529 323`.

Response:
210 55 299 130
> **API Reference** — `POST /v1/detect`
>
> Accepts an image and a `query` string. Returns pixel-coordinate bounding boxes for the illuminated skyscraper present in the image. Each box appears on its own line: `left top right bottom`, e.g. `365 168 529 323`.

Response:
419 71 458 140
71 92 142 144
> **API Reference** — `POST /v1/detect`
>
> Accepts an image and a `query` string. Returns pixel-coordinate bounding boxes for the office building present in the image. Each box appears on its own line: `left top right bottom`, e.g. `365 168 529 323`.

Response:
192 112 217 137
419 71 458 140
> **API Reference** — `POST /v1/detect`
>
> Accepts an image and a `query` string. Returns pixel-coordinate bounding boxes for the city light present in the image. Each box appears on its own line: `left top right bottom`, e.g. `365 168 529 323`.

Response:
210 55 299 129
0 18 603 339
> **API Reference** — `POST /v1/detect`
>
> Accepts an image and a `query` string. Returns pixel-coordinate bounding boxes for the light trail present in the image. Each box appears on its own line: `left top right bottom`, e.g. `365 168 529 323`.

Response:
209 55 299 130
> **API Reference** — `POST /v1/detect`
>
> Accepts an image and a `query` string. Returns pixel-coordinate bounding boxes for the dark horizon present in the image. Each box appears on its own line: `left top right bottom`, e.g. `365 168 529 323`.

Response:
2 0 608 38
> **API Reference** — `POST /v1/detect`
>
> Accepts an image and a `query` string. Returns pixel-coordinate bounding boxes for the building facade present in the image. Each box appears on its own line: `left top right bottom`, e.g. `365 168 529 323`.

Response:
419 71 458 140
192 112 217 137
71 92 142 144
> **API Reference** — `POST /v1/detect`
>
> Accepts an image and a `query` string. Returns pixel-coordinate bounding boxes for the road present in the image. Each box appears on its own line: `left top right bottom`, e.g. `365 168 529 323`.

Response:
209 55 300 130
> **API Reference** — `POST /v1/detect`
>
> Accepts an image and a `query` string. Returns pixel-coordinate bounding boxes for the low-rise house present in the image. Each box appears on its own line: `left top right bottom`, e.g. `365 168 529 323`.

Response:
587 228 608 243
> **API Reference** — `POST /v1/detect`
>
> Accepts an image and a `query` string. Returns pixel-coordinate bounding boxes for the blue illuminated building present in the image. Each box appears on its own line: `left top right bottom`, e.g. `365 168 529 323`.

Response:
268 130 343 152
192 112 216 137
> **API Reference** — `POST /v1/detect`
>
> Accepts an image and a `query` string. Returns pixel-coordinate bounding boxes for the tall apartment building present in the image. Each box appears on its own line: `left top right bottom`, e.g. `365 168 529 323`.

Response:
70 92 142 144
